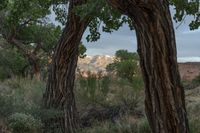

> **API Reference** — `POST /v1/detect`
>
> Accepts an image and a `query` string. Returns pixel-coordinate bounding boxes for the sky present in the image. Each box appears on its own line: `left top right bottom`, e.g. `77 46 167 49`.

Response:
82 17 200 59
49 7 200 62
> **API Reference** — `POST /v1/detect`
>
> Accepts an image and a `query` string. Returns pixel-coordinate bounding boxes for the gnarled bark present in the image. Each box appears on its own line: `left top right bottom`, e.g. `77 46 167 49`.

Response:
43 0 90 132
107 1 189 133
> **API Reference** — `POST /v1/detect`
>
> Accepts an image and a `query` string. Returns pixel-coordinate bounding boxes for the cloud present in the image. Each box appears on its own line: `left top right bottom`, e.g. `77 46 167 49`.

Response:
178 57 200 62
82 25 137 56
48 5 199 59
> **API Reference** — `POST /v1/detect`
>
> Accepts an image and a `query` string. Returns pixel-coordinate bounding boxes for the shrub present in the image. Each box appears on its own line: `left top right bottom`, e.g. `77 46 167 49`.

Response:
0 48 28 80
78 118 151 133
137 118 151 133
0 66 10 81
0 97 13 117
189 117 200 133
187 99 200 133
8 113 42 133
192 74 200 86
0 78 45 117
76 72 111 106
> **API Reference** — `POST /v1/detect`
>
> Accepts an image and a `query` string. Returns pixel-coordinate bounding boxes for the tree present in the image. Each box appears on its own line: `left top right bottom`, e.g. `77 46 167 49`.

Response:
42 0 91 132
0 45 28 80
73 0 200 132
0 0 60 80
106 1 191 133
106 50 141 83
10 0 196 132
42 0 132 131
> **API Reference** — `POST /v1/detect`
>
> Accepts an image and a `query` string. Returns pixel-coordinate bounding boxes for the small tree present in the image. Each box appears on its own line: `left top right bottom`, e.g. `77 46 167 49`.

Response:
0 0 61 80
0 46 28 80
106 50 142 86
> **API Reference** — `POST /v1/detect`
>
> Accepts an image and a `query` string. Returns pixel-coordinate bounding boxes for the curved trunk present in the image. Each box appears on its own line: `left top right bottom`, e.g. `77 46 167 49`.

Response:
28 55 40 80
107 1 189 133
43 0 90 132
9 39 41 80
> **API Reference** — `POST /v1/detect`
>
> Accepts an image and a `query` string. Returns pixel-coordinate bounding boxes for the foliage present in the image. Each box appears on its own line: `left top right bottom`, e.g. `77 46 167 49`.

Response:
8 113 42 133
75 0 133 42
0 85 13 117
73 0 200 42
17 23 62 52
111 78 143 114
79 43 87 58
183 74 200 90
189 116 200 133
0 0 199 132
0 47 28 80
106 50 143 89
170 0 200 30
77 71 111 106
0 0 61 79
106 50 139 81
137 119 151 133
0 0 8 10
0 1 48 40
0 78 45 117
76 70 143 115
192 74 200 85
185 80 200 133
78 118 150 133
0 78 66 132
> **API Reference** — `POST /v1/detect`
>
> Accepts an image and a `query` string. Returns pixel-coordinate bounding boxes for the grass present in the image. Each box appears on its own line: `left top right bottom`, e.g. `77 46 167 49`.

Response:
0 77 200 133
78 117 151 133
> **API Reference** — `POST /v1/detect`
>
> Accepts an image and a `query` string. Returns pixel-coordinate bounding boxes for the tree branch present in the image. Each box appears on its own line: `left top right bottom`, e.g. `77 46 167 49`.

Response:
9 38 29 57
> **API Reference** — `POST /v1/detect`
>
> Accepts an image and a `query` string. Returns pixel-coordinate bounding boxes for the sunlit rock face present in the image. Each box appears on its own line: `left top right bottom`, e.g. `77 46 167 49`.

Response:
77 55 200 81
179 62 200 81
77 55 114 77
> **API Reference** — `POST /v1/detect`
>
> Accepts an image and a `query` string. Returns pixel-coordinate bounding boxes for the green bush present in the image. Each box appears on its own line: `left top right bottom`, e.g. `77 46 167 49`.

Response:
76 72 111 106
0 91 14 116
0 78 45 117
78 118 151 133
0 48 28 80
137 118 151 133
192 74 200 86
0 66 10 81
183 74 200 90
187 99 200 133
8 113 42 133
189 117 200 133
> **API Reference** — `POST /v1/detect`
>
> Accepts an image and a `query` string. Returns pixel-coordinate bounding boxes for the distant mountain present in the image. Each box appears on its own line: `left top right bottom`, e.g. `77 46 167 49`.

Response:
178 57 200 63
179 62 200 81
77 55 200 81
77 55 114 76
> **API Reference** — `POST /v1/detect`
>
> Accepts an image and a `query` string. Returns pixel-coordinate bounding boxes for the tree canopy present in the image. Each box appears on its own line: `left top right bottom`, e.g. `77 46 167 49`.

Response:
73 0 200 42
106 50 142 86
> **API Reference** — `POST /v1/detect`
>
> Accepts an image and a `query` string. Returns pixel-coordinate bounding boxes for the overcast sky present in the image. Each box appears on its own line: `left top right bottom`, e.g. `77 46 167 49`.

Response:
82 17 200 58
50 7 200 61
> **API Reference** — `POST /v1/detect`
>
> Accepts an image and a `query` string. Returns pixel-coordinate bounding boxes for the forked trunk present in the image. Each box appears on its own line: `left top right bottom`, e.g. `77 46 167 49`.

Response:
43 0 89 132
107 1 189 133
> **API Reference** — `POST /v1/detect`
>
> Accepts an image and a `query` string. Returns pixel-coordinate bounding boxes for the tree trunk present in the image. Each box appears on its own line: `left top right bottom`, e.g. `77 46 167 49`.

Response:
9 39 41 80
27 54 41 80
43 0 90 132
107 1 189 133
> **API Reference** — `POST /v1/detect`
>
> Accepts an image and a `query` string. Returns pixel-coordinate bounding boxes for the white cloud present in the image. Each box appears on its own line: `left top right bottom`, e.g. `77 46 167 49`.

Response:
178 57 200 62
